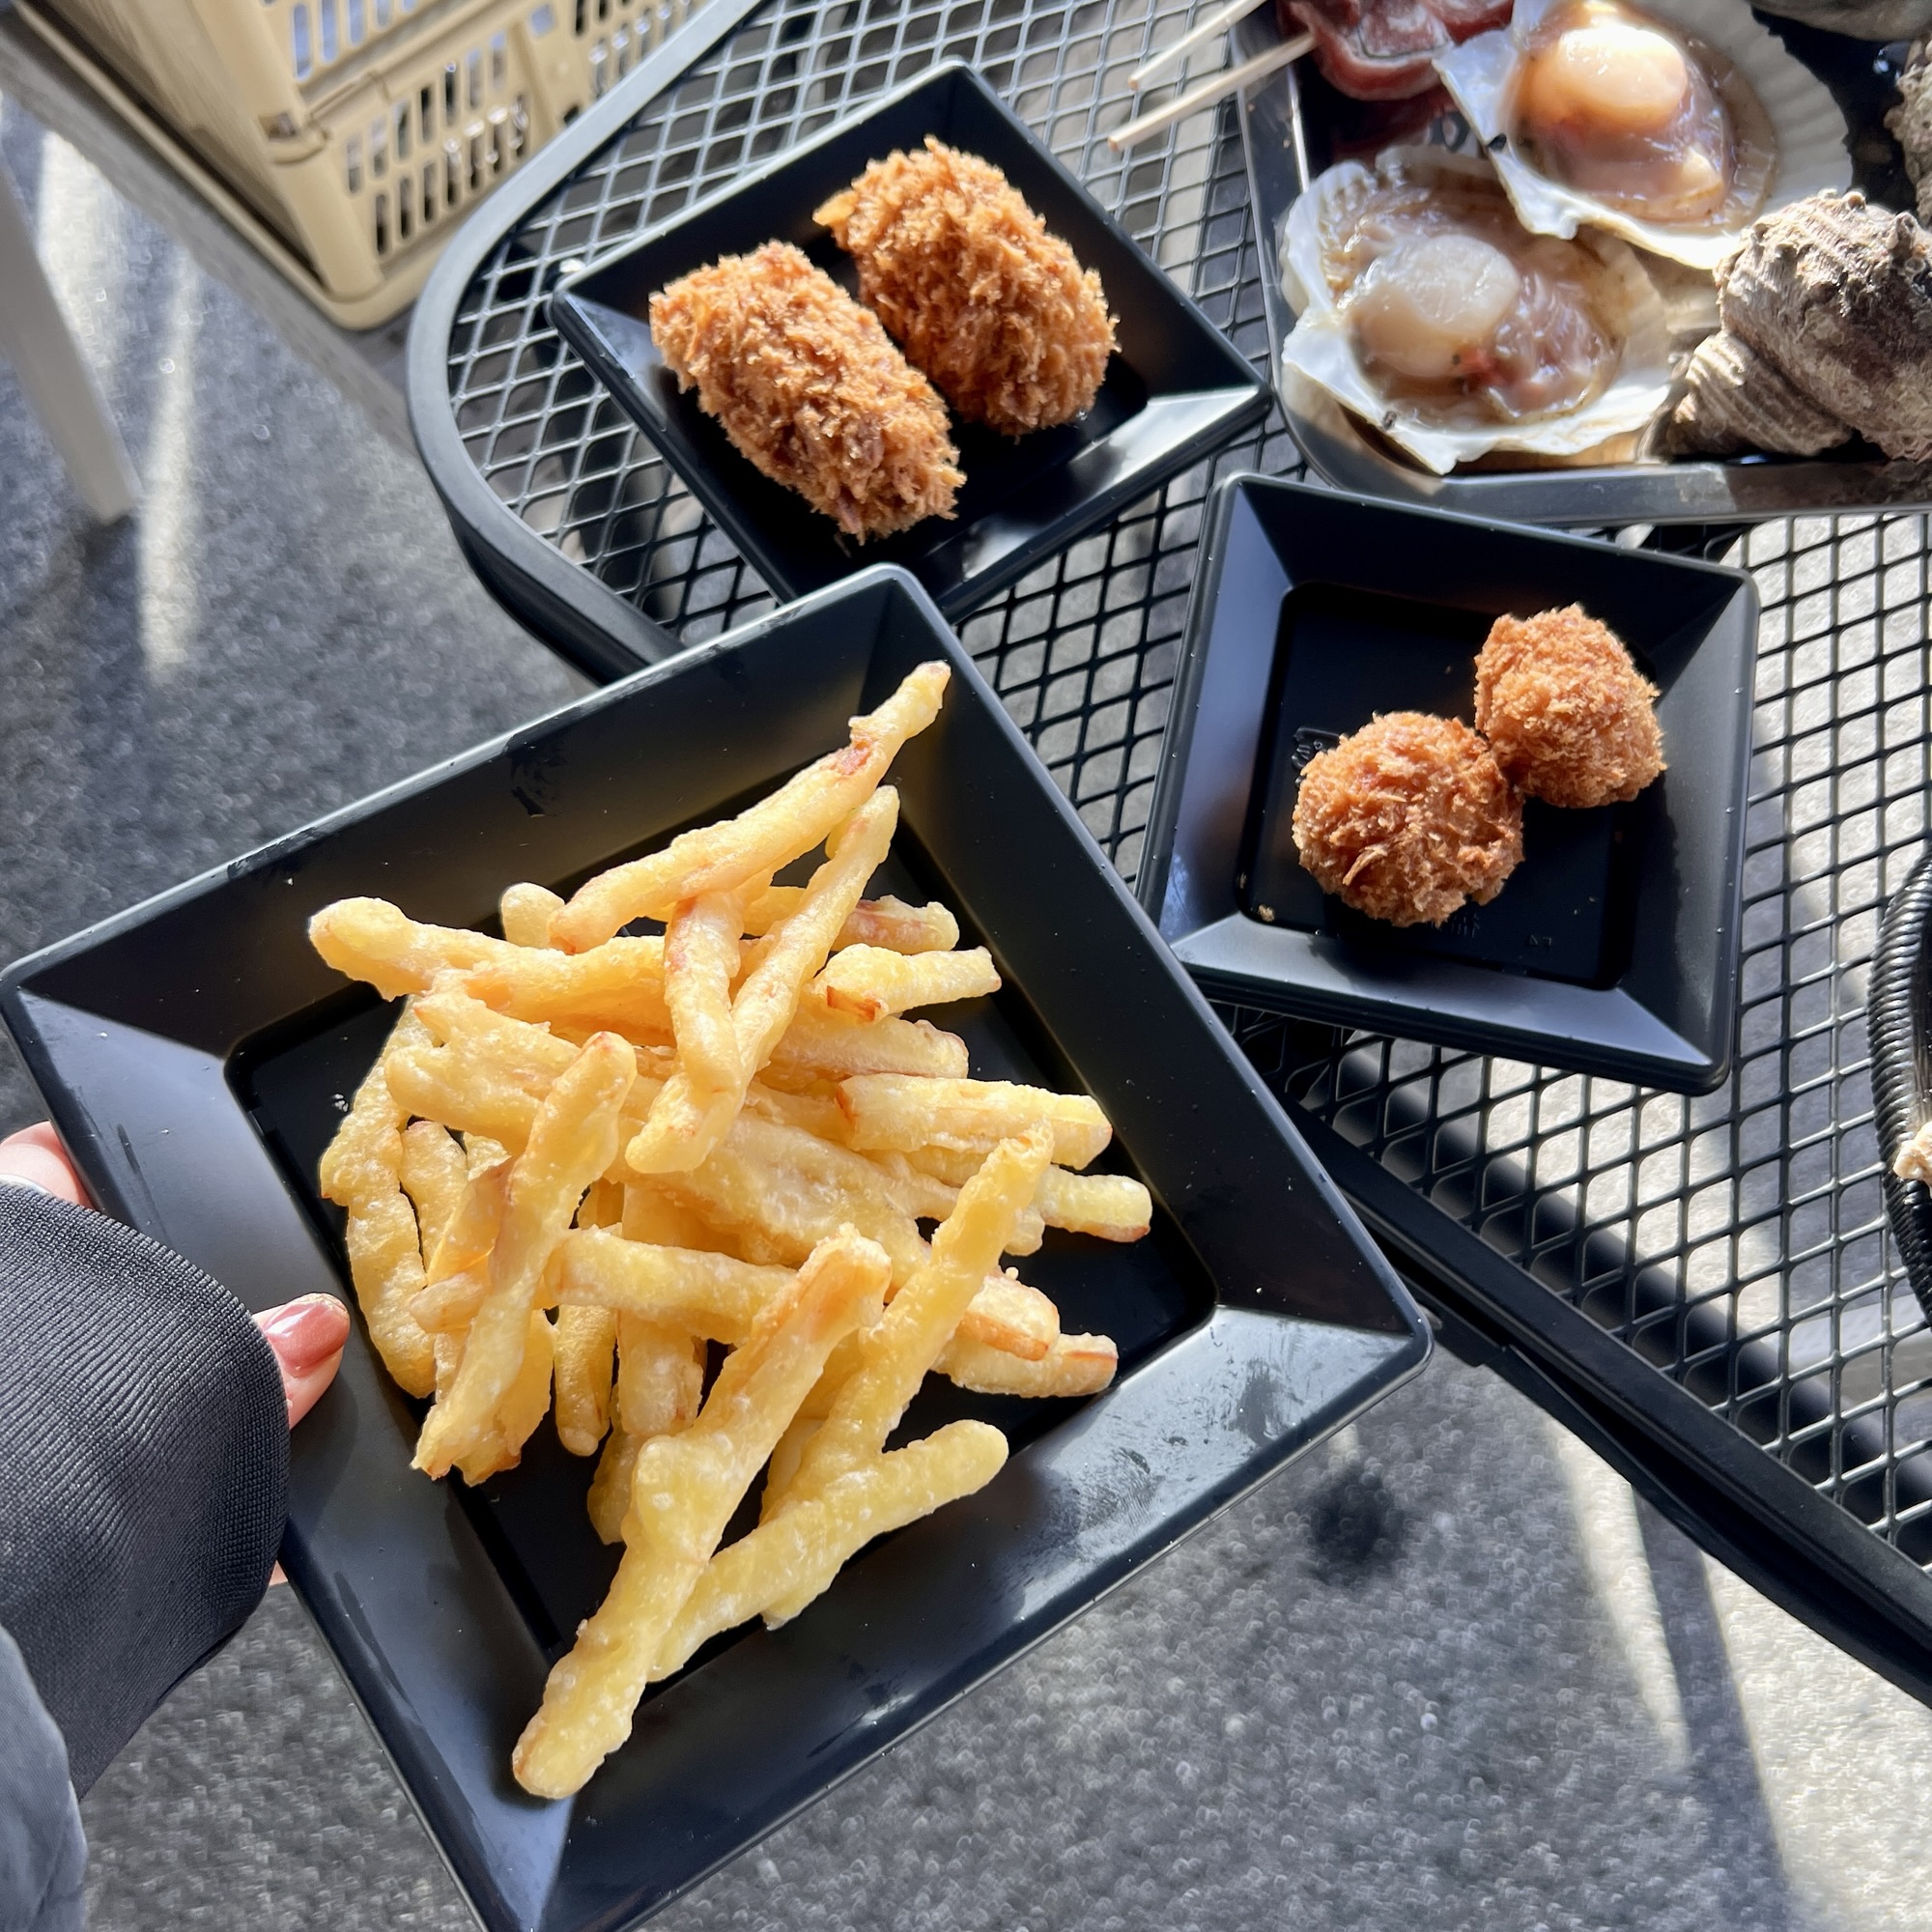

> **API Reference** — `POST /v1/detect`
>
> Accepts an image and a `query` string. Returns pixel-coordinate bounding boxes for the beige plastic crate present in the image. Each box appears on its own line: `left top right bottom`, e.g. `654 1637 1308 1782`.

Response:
15 0 703 327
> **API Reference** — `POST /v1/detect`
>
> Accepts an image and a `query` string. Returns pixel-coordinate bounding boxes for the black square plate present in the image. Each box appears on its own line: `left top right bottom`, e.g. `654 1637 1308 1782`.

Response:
1137 477 1759 1094
1 565 1426 1932
547 62 1269 620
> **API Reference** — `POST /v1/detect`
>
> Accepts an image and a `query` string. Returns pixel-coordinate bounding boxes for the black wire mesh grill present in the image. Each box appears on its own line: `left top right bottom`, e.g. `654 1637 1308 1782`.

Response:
437 0 1932 1576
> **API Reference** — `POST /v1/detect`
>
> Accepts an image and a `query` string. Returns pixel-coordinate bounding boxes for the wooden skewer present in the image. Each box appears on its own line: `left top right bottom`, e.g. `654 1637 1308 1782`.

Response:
1107 32 1313 150
1128 0 1269 90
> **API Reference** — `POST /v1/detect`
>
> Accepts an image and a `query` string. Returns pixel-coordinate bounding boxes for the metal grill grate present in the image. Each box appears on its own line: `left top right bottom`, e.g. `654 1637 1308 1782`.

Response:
1242 515 1932 1567
430 0 1932 1599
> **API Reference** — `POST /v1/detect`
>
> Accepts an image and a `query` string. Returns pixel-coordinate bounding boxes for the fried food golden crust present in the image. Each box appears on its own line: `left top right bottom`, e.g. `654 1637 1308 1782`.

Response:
1292 712 1522 927
1473 606 1665 810
648 242 962 539
816 139 1117 435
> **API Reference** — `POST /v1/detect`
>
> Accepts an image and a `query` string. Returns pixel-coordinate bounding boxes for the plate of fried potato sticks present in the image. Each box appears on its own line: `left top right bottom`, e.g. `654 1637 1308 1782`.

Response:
1 565 1426 1932
549 63 1269 619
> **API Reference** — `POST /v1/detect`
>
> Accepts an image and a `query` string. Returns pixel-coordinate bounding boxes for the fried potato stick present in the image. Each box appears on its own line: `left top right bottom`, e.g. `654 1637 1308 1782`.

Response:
455 1310 556 1484
587 1429 642 1545
662 889 751 1103
838 1075 1111 1168
552 1230 796 1342
453 938 670 1042
657 1108 926 1286
743 890 958 954
550 664 948 951
410 1156 512 1332
769 1126 1050 1518
940 1329 1118 1397
627 790 898 1174
900 1148 1149 1239
319 1008 439 1398
1035 1168 1152 1242
763 1005 968 1087
501 883 565 949
511 1230 891 1796
814 945 999 1022
311 899 530 1000
415 1033 636 1479
615 1313 705 1439
554 1225 1047 1357
554 1303 618 1457
398 1121 468 1258
608 1188 710 1452
656 1419 1008 1673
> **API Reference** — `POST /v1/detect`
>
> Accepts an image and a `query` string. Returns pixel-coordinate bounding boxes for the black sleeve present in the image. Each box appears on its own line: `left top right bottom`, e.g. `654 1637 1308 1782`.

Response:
0 1624 85 1932
0 1185 288 1793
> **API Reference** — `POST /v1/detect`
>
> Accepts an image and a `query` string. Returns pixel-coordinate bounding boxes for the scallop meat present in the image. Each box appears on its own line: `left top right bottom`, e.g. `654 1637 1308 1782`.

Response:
1280 148 1675 472
1435 0 1849 268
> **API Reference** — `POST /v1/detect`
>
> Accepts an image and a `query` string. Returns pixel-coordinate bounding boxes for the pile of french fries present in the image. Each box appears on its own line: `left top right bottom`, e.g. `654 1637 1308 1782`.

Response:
311 663 1150 1798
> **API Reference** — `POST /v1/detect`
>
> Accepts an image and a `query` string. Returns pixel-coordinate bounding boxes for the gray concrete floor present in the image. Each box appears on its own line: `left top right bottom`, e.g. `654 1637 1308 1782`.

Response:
7 102 1932 1932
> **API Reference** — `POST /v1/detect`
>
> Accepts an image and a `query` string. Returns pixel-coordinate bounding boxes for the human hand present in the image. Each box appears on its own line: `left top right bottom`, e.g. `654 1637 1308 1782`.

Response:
0 1122 351 1426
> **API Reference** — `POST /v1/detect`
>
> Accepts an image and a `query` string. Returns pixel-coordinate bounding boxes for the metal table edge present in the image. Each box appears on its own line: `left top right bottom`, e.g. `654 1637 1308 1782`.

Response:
1293 1107 1932 1706
406 0 777 681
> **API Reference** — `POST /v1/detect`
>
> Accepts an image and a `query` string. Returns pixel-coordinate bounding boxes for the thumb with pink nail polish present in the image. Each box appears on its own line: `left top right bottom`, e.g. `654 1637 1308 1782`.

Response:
255 1293 352 1427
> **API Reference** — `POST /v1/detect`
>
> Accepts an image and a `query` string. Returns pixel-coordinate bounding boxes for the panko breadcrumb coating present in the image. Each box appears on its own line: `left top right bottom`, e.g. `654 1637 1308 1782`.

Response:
1293 713 1523 927
648 242 962 540
816 138 1117 435
1474 606 1665 810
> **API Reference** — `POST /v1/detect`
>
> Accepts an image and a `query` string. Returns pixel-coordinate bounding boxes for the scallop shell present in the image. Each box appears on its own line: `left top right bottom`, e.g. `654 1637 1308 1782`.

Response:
1435 0 1851 270
1280 149 1678 475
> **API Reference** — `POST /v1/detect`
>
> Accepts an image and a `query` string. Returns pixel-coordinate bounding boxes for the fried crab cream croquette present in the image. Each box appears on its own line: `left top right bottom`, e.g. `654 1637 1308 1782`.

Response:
647 242 963 539
1474 605 1665 810
1292 713 1524 927
815 139 1117 435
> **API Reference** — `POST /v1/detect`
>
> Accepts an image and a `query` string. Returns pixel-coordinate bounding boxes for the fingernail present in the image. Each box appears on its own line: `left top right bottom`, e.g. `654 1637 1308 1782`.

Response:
260 1294 351 1373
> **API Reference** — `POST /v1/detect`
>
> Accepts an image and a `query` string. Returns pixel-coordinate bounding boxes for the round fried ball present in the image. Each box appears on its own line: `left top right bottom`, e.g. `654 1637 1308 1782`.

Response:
1292 712 1523 927
1473 605 1664 809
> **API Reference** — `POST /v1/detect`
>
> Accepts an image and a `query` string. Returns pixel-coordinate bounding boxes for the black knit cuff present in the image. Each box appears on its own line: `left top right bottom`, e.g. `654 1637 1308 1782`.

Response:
0 1188 288 1791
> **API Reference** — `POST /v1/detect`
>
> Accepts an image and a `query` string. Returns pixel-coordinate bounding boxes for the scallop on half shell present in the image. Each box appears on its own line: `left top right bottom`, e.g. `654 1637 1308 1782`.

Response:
1435 0 1850 270
1280 149 1677 474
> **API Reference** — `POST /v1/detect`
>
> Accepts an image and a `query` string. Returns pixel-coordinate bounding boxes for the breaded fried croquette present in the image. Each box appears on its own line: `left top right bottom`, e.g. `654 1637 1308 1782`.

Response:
815 139 1117 435
1474 606 1665 810
1293 713 1523 927
648 242 963 540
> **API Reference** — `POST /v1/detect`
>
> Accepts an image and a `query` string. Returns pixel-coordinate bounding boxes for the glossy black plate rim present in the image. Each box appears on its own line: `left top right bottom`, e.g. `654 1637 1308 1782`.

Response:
0 562 1429 1932
544 60 1269 619
1135 472 1757 1093
1869 852 1932 1322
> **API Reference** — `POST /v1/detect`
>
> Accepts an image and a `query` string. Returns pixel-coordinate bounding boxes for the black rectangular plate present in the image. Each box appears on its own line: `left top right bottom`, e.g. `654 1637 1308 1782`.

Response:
1137 476 1759 1093
1 564 1426 1932
548 62 1269 620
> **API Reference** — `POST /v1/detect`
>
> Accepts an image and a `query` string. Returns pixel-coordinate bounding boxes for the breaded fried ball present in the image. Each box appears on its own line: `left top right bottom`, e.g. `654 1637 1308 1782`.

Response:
1293 713 1523 927
815 138 1117 435
1474 606 1665 809
648 242 963 540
